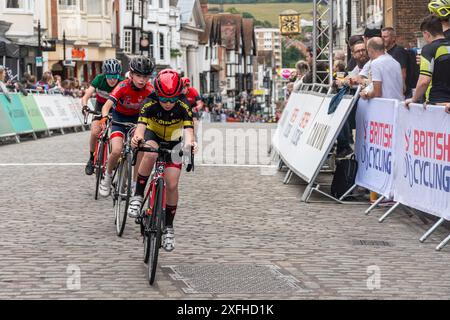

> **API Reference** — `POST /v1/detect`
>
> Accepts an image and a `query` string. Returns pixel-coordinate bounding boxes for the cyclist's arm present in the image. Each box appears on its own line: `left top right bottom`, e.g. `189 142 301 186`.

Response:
81 86 96 106
134 123 147 142
102 99 114 118
410 75 431 103
184 127 195 146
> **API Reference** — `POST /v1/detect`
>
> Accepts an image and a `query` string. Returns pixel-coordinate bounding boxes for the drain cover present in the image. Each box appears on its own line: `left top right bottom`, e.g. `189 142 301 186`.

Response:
353 240 393 247
163 264 304 294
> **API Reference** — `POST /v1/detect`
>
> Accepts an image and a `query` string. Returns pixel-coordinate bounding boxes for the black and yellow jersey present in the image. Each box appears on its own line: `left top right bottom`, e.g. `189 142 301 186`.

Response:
420 38 450 104
138 93 194 141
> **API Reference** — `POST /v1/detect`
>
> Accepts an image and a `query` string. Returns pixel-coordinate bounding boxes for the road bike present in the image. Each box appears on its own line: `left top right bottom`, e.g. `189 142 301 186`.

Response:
110 121 136 237
133 142 194 285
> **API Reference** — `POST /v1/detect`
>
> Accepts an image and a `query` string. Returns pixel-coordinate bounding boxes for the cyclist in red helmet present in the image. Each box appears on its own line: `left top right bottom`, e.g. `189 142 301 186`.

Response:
129 69 197 252
181 77 203 123
98 56 155 197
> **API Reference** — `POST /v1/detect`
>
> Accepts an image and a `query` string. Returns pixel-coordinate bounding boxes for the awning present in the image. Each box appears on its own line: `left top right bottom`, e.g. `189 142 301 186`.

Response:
0 38 20 58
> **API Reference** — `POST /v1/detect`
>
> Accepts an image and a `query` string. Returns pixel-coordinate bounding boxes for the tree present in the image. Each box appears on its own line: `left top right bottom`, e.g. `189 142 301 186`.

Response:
282 45 305 68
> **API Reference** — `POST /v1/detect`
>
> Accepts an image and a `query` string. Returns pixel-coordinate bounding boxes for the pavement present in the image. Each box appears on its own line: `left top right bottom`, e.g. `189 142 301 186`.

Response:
1 122 450 300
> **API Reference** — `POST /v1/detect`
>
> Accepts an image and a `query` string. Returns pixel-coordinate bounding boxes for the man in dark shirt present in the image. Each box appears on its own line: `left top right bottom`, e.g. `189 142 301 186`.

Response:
382 27 409 96
406 15 450 107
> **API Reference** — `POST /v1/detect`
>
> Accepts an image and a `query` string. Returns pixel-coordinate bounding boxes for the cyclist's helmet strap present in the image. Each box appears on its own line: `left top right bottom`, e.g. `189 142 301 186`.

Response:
154 69 182 98
129 56 155 76
102 59 122 75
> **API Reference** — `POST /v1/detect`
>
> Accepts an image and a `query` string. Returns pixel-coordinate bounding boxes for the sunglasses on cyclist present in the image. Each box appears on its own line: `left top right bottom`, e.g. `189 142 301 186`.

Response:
105 74 121 80
159 96 179 103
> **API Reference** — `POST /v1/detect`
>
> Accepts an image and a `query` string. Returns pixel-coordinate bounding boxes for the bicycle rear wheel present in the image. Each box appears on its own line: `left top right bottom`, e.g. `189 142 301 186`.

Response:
94 140 105 200
114 153 132 237
148 179 164 285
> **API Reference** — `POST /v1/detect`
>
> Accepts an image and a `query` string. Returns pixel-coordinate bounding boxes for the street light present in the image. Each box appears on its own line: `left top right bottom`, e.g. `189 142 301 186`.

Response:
37 20 43 80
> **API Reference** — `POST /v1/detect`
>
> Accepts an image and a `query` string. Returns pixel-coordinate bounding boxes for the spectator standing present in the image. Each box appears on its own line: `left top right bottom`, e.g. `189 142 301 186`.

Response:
359 37 404 101
382 27 409 96
293 60 310 92
406 15 450 107
0 65 9 94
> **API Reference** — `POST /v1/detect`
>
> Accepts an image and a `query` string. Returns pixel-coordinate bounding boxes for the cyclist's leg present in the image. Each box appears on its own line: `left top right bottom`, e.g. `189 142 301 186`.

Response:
162 157 182 252
86 102 103 175
128 131 159 218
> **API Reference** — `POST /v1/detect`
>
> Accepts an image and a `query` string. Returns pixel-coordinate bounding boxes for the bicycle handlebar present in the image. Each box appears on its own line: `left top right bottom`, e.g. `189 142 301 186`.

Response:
131 142 195 172
83 108 101 125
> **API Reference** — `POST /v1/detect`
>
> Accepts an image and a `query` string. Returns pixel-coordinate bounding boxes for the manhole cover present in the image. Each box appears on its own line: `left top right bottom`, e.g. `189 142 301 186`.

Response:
352 240 393 247
162 264 305 294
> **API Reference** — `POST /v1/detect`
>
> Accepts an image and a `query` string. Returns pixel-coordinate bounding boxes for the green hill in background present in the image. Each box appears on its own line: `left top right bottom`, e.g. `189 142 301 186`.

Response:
208 2 313 27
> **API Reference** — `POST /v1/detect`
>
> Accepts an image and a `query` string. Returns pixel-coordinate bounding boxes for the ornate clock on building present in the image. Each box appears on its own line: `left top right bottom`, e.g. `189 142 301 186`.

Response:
279 11 301 36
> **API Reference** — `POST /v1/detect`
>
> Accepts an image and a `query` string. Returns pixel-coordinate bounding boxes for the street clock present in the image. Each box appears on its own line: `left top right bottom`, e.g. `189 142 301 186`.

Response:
279 12 301 36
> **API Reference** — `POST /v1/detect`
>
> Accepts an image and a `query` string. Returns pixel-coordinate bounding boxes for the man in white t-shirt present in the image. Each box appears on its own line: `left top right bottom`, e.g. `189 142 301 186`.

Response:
359 37 404 101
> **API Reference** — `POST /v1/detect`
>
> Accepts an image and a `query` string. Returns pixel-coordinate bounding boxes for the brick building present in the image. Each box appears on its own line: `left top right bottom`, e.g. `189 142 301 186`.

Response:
337 0 431 49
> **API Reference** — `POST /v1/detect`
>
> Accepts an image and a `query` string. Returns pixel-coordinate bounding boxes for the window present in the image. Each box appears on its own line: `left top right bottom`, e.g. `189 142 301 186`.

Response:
124 30 132 54
87 0 102 14
159 0 164 9
104 0 110 15
6 0 21 8
205 47 209 60
59 0 76 9
80 0 84 11
159 33 165 60
126 0 133 11
6 0 34 11
148 32 154 58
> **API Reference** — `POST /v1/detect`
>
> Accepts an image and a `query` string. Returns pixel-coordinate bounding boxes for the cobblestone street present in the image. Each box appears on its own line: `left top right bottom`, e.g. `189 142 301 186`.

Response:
1 123 450 299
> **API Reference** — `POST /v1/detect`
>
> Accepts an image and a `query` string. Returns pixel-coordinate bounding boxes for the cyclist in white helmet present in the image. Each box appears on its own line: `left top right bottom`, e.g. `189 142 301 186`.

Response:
81 59 124 175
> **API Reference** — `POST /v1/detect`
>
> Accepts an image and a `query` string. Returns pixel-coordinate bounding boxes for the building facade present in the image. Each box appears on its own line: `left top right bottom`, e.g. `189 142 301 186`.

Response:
0 0 47 79
335 0 431 49
254 28 282 69
40 0 117 82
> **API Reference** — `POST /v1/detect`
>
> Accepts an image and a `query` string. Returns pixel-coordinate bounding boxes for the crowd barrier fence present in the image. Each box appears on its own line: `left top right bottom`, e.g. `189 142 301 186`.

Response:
272 85 450 251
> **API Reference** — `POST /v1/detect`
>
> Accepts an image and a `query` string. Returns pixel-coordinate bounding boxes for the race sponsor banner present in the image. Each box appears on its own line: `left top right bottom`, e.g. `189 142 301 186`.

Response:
274 92 356 183
273 93 324 182
394 103 450 219
19 95 48 132
355 98 396 198
0 94 15 136
299 95 355 181
272 91 298 152
0 93 34 134
33 95 80 129
53 95 83 128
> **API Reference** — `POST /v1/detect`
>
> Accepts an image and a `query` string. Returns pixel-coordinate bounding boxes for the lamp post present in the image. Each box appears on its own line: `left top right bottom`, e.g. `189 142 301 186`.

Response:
37 20 43 80
63 30 66 80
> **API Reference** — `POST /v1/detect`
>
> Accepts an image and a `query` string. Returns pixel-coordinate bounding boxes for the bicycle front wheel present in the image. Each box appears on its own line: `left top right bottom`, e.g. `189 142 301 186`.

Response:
148 179 164 285
114 153 132 237
94 140 105 200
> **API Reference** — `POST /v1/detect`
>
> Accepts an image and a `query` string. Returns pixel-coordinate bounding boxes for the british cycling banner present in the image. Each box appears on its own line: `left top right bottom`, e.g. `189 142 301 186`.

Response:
394 103 450 219
355 98 397 198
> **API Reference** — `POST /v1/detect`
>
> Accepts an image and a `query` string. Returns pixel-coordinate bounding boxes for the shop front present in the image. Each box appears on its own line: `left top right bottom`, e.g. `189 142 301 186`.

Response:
47 44 116 82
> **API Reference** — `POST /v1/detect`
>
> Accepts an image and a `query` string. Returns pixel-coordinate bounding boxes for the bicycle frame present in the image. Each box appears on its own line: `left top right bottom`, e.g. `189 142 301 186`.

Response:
93 121 111 174
144 154 168 221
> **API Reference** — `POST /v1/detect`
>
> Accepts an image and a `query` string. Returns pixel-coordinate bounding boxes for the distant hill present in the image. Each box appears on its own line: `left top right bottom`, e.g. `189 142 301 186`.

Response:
208 2 313 27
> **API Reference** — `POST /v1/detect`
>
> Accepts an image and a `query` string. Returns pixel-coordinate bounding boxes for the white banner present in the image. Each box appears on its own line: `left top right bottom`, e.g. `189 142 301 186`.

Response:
394 103 450 219
355 99 397 198
273 92 356 183
273 93 324 182
33 95 82 129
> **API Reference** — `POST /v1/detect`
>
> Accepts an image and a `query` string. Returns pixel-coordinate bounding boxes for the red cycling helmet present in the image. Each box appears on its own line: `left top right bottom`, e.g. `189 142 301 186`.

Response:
181 77 191 87
154 69 182 98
